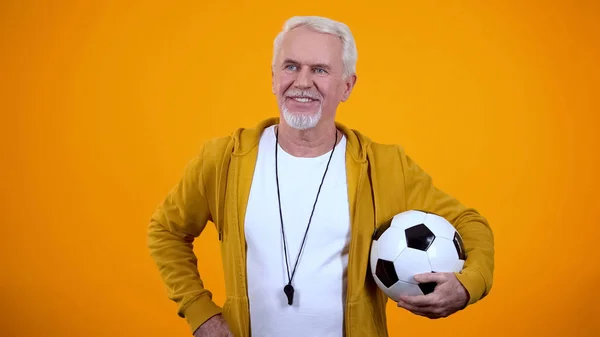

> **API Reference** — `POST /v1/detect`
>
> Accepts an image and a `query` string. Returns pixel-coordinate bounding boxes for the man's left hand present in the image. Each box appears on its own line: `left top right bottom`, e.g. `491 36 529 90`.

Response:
396 272 469 319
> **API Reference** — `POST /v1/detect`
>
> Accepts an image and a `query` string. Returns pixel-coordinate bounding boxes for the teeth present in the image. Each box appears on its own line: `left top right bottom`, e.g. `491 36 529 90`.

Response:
293 97 312 103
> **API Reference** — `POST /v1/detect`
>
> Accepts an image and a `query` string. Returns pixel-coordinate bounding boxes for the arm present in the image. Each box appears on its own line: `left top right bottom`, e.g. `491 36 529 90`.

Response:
399 147 495 306
147 146 222 333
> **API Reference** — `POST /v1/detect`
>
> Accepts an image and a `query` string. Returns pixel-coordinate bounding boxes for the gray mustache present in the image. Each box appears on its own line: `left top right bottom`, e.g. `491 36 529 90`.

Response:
285 89 322 100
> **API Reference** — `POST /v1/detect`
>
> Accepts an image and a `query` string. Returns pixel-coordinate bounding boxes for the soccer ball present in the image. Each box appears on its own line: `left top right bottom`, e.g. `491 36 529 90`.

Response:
370 210 467 301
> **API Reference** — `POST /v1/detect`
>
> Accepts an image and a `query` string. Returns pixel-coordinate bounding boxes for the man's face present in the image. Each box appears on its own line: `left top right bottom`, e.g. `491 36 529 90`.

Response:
272 26 356 130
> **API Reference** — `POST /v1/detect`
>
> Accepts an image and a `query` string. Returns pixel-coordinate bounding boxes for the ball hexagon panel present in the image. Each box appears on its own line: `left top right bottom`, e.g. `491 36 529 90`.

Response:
393 247 432 284
405 224 436 251
387 280 424 300
423 212 456 240
426 237 460 272
375 226 406 262
390 210 427 231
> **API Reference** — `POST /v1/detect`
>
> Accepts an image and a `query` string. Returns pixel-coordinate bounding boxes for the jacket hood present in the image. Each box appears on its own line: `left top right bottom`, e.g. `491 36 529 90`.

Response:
229 117 373 163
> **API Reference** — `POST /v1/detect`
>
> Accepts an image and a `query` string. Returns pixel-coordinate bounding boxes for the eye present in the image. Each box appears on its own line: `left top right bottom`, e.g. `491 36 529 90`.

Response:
314 67 327 74
285 64 298 71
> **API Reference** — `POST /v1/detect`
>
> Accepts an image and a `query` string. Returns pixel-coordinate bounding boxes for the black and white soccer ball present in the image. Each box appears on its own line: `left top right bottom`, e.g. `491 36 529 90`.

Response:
370 210 467 301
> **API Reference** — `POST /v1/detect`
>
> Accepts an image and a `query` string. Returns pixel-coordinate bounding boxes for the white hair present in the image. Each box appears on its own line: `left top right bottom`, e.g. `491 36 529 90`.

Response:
272 16 358 79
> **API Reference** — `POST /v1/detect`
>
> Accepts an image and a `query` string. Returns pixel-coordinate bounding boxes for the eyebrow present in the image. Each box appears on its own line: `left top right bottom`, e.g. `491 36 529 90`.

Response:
282 59 331 69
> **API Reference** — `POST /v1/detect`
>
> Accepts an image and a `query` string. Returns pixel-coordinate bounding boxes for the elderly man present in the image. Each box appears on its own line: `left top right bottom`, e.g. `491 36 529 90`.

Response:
148 15 494 337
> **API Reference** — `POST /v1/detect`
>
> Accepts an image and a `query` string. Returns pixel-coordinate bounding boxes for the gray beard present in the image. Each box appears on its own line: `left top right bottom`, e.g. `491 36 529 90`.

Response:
281 102 323 130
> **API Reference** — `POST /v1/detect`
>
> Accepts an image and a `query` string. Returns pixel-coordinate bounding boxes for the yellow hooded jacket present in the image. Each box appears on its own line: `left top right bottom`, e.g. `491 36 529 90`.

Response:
147 117 494 337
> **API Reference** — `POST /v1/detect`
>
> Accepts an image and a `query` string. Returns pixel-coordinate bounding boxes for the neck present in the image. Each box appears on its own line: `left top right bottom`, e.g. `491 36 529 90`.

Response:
276 121 341 158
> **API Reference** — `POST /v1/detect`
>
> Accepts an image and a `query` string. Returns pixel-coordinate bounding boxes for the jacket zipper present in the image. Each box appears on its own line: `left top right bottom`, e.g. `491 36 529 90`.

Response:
345 161 367 337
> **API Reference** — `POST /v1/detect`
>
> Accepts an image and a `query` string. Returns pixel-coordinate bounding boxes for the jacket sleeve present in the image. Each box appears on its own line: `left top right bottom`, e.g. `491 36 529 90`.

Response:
147 145 222 333
398 146 495 306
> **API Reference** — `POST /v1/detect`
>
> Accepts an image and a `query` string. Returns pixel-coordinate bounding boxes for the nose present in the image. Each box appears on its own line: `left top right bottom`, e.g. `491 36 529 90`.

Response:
294 66 313 89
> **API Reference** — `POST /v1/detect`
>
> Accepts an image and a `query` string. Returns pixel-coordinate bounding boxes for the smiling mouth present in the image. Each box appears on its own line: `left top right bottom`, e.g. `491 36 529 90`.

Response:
288 96 319 103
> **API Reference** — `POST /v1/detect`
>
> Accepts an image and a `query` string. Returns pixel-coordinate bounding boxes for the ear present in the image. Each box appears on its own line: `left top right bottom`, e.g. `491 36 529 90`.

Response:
271 69 275 95
341 74 357 102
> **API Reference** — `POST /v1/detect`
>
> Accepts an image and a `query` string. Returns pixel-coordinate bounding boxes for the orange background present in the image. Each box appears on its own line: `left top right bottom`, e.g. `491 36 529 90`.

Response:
2 1 599 336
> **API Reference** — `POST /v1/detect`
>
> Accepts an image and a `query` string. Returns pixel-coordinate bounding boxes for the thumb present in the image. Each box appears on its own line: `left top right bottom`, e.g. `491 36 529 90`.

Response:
412 272 444 283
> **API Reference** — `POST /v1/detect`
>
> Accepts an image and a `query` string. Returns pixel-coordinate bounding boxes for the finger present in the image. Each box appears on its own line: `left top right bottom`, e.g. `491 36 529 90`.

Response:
398 293 438 307
397 298 428 312
412 272 449 284
397 300 439 318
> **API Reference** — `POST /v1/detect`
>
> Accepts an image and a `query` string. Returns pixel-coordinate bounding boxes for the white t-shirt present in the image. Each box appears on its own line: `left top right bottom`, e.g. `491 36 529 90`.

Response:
244 125 351 337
